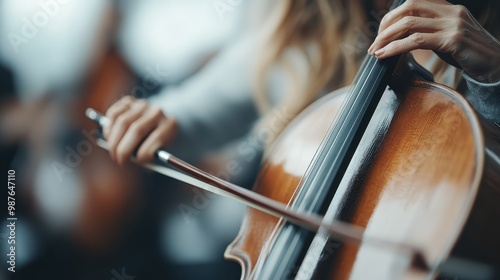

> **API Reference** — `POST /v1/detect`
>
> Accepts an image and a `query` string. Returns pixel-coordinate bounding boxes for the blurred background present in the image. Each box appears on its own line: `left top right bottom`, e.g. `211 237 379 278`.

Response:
0 0 259 279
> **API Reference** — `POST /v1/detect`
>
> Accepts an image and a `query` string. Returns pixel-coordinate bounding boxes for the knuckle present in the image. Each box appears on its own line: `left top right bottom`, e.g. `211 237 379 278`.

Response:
454 18 464 30
115 152 125 164
116 144 130 159
116 114 132 128
136 155 147 164
106 110 117 121
380 10 395 28
108 138 118 150
116 145 124 157
405 1 418 12
129 122 145 136
410 33 425 45
155 131 170 145
136 150 147 163
106 105 120 118
149 139 162 153
151 107 163 118
454 5 468 18
160 120 174 134
380 14 390 27
108 110 123 122
450 29 465 43
135 99 147 108
142 148 155 162
121 95 134 103
403 16 417 31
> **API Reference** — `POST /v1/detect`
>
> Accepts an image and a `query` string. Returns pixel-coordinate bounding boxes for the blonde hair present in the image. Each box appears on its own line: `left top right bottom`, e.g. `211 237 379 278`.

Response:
253 0 368 137
254 0 500 143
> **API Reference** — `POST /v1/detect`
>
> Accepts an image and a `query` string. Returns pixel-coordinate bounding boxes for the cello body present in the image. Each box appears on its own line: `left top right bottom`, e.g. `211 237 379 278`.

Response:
226 59 500 279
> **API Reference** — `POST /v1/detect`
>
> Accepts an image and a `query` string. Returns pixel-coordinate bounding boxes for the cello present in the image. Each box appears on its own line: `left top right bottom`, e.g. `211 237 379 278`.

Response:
88 0 500 278
225 49 500 278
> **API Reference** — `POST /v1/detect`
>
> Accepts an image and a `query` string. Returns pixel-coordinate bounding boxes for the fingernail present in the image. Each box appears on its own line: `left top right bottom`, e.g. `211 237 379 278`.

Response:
368 45 374 54
374 49 385 57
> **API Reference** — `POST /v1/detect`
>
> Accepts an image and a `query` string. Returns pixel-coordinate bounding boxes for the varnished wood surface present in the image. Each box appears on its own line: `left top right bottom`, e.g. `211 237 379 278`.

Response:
225 88 348 279
226 80 500 279
328 81 483 280
73 49 141 254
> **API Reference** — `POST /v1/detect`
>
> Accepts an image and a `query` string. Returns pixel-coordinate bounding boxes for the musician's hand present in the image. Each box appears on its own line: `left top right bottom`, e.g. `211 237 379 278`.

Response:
103 96 177 165
368 0 500 83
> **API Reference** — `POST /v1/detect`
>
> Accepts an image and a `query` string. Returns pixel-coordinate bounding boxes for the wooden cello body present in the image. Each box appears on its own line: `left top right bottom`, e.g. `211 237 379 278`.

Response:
225 54 500 279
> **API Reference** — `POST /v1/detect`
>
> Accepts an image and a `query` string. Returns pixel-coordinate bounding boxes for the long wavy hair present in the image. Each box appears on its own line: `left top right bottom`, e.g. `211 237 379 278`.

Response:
254 0 500 142
253 0 369 136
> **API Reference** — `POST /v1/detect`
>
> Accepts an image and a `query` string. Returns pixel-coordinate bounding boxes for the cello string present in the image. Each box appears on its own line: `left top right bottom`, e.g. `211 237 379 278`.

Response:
268 53 393 278
292 54 375 212
289 0 406 225
278 8 407 275
86 108 431 271
290 53 381 213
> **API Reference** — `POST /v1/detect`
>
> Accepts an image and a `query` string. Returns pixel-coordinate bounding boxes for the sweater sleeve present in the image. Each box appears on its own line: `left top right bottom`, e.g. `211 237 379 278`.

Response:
147 35 260 163
462 72 500 125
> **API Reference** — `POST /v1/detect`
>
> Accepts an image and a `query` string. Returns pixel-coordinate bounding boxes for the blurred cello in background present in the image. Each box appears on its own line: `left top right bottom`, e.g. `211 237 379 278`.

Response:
70 46 142 254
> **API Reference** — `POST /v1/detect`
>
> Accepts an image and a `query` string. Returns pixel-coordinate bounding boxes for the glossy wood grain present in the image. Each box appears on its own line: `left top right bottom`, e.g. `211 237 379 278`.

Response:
225 88 349 279
226 79 500 279
328 81 483 280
